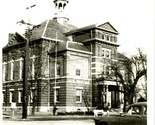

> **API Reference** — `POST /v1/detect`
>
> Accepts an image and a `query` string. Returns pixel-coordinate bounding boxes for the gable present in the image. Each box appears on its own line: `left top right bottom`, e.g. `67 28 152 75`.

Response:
97 22 118 34
7 32 26 46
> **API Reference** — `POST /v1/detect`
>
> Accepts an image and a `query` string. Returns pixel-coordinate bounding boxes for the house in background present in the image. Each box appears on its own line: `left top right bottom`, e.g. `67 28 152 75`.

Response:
2 0 126 113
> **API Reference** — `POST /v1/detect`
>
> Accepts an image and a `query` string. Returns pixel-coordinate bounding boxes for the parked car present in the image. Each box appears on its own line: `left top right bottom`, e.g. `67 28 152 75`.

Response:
94 102 147 125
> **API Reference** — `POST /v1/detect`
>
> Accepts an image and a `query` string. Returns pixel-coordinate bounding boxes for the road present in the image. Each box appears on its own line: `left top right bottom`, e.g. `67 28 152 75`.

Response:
3 119 95 125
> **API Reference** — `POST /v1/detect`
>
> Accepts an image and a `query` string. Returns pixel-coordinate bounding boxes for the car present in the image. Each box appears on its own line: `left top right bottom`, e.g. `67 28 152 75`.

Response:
94 102 147 125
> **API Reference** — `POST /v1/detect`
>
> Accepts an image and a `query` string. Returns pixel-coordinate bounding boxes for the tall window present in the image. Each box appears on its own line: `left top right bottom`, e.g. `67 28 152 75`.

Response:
101 49 105 57
114 36 117 42
13 60 20 80
10 59 14 80
110 36 113 41
31 55 36 79
3 91 5 103
10 90 15 103
19 57 23 80
56 89 59 102
54 87 60 103
106 35 110 41
106 51 110 58
102 34 105 40
18 90 23 103
75 62 81 76
30 89 35 103
101 48 111 59
57 62 61 76
76 69 80 76
2 61 6 82
29 55 39 79
76 89 82 103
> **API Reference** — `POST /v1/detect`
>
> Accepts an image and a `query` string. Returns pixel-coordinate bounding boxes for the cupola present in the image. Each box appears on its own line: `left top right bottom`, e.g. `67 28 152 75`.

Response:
53 0 69 25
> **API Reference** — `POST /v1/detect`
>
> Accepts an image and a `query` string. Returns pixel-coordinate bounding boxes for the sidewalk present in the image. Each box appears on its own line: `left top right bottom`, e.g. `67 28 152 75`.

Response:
3 108 122 121
3 111 95 121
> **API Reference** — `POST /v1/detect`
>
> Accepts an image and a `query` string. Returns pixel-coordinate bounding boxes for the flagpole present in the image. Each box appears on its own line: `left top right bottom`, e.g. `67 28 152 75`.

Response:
53 32 57 116
54 32 57 105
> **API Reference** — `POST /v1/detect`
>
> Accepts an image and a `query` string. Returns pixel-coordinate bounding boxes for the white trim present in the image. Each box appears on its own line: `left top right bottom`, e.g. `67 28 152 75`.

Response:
83 38 120 46
67 48 92 55
91 56 102 59
75 86 83 89
67 40 83 45
2 91 5 103
29 55 38 59
91 62 104 65
76 89 82 103
9 89 14 91
53 86 60 89
42 36 62 43
2 62 6 82
104 81 117 86
10 59 14 80
18 90 22 103
9 91 13 103
42 19 50 38
101 48 111 59
18 88 23 90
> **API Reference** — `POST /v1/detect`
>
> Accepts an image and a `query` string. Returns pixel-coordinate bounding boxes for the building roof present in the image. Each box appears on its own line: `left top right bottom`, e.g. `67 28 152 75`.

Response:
49 41 92 55
3 32 26 49
30 19 77 41
3 20 118 56
65 22 119 35
117 52 129 61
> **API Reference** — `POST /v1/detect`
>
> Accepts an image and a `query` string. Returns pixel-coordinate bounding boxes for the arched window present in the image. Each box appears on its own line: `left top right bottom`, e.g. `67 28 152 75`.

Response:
59 3 63 12
63 3 66 9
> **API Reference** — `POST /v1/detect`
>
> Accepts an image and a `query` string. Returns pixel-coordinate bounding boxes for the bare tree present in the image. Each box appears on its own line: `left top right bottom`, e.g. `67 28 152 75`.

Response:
82 87 91 112
110 48 147 112
28 42 50 115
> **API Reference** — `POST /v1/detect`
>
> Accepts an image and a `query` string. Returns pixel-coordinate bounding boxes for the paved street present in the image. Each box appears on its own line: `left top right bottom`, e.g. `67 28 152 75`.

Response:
3 119 95 125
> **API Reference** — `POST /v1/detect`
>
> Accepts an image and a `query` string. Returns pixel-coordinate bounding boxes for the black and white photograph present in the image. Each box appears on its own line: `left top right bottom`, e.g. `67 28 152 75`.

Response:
1 0 154 125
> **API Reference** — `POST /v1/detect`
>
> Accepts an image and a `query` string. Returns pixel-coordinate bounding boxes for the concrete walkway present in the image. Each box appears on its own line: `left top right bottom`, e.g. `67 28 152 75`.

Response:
3 111 96 121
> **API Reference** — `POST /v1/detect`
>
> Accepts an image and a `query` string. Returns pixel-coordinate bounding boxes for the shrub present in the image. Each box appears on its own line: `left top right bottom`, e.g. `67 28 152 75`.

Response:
85 111 94 115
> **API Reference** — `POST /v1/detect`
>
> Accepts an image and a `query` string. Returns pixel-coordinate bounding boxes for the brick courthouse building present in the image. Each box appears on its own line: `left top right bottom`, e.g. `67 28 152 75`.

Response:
2 0 125 112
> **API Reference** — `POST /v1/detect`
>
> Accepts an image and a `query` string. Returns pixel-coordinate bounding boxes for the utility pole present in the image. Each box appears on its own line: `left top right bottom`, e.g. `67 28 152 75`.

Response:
22 28 30 119
17 4 36 119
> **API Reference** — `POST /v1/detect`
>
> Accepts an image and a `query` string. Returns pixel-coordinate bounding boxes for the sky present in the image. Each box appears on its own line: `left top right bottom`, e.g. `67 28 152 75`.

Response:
0 0 154 56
